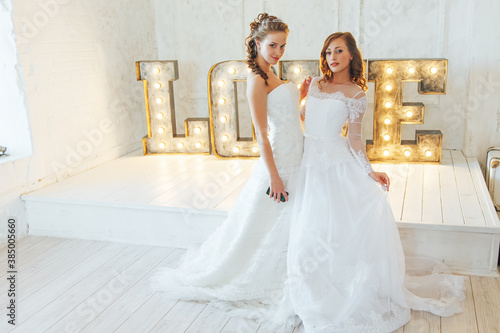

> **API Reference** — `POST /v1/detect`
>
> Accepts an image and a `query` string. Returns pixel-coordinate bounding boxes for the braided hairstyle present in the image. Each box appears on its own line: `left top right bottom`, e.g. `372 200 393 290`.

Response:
245 13 289 86
319 32 368 92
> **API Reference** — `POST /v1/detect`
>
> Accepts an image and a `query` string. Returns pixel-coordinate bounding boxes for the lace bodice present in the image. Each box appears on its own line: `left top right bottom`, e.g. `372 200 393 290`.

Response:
304 77 373 174
266 82 304 168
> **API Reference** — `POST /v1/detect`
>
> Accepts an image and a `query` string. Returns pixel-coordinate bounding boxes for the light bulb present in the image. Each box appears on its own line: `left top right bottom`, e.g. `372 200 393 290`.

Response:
384 118 391 125
220 116 227 122
425 150 432 157
159 142 166 149
222 135 228 141
218 80 225 87
195 142 202 148
385 101 392 108
177 142 184 148
252 147 259 153
383 149 390 156
233 146 240 153
386 67 393 74
153 67 160 74
408 67 415 74
158 127 165 134
157 113 164 119
219 98 226 104
406 110 413 117
383 134 390 141
430 67 437 74
297 83 302 89
386 84 392 91
156 97 163 104
404 150 411 157
294 67 301 73
194 127 201 133
301 99 306 106
228 67 236 74
154 82 161 89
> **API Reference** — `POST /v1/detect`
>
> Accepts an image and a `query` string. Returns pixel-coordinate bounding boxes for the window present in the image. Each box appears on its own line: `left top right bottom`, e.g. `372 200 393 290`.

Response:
0 0 33 163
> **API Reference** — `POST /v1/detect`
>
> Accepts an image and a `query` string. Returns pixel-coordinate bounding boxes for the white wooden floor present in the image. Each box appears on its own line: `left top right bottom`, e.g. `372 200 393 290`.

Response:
0 235 498 333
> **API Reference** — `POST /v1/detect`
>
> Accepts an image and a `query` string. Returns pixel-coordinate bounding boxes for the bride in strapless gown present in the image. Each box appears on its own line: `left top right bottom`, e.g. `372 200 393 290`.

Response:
150 13 304 332
150 82 303 329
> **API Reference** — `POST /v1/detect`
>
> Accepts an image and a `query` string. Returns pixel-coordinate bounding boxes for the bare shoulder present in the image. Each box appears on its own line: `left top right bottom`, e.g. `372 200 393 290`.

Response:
247 71 265 85
247 72 267 96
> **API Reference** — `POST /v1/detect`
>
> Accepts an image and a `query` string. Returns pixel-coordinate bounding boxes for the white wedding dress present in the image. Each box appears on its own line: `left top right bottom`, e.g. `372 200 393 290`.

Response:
288 77 466 333
150 82 304 331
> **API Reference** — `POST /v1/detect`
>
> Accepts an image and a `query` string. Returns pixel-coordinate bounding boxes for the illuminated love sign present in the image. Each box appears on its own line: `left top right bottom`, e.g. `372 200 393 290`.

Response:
137 59 447 163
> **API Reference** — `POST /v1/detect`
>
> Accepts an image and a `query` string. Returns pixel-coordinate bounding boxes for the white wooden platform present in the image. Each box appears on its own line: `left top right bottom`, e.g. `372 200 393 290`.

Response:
22 149 500 276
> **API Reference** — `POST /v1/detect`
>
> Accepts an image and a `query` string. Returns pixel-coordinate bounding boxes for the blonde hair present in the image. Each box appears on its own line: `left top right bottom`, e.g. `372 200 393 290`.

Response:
245 13 289 85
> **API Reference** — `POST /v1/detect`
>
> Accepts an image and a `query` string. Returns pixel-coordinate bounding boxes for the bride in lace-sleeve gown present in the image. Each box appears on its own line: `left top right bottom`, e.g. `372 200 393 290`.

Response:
150 13 304 332
287 32 466 333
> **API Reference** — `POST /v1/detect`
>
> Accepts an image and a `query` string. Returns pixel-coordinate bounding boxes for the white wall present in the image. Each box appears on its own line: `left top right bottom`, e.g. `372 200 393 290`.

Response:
153 0 500 166
0 0 158 244
462 0 500 161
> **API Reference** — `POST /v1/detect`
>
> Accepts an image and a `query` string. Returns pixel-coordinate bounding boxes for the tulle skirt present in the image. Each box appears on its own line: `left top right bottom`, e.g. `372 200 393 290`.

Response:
287 137 466 333
149 157 302 332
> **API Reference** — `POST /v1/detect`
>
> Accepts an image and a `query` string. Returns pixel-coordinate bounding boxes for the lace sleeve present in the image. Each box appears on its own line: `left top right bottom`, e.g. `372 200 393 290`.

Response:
347 93 373 174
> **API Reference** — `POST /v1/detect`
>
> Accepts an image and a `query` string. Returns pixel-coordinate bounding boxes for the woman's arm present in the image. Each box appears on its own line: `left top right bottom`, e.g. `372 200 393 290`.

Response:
247 74 288 202
299 76 312 122
347 92 390 190
300 76 312 101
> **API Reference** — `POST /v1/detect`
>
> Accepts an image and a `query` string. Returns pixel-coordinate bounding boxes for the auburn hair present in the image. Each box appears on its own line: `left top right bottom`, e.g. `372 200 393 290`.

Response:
319 32 368 92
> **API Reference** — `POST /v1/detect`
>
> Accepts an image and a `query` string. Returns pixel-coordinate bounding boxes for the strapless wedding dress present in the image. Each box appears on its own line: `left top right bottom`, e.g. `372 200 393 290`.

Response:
150 82 304 331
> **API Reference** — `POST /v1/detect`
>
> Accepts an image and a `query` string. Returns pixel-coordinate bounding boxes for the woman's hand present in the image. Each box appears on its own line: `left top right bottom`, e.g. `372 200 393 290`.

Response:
369 171 390 191
300 76 312 101
269 174 288 202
